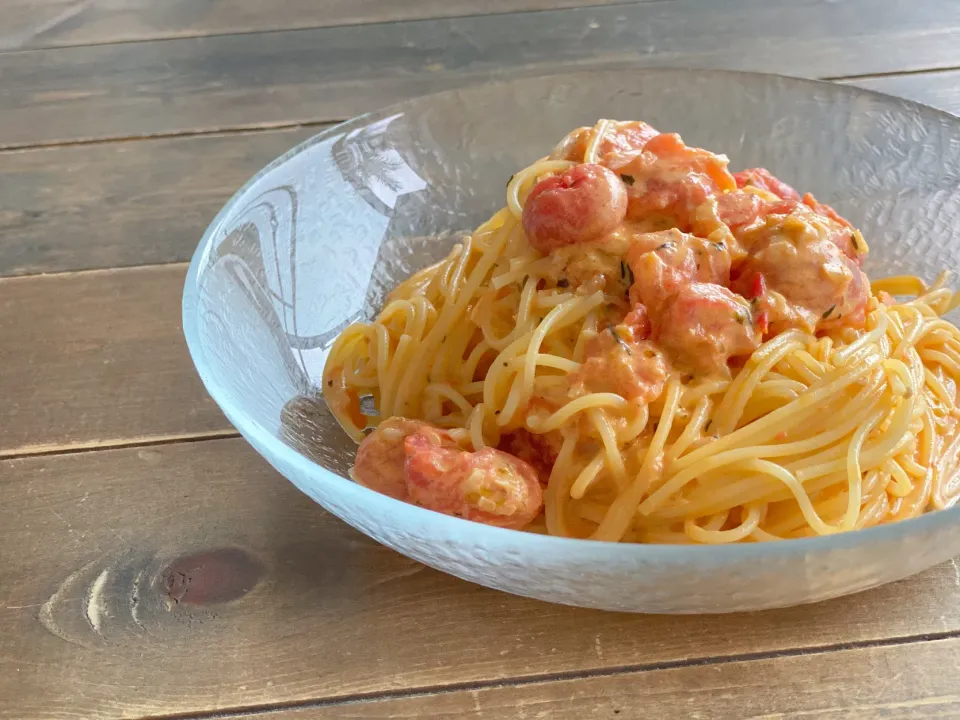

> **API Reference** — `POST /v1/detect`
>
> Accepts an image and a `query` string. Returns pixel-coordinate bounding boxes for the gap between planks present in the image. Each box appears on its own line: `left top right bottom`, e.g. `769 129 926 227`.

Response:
132 631 960 720
825 64 960 83
0 428 240 460
0 259 190 283
0 119 338 154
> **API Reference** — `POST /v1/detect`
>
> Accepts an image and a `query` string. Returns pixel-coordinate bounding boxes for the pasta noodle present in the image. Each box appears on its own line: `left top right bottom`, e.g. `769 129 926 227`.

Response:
323 119 960 543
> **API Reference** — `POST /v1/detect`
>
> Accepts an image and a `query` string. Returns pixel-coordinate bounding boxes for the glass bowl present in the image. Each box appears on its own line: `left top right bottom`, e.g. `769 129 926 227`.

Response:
183 68 960 613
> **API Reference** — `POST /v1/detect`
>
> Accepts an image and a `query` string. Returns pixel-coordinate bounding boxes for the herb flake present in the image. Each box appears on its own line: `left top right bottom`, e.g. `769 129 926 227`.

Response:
608 324 632 355
822 304 836 319
621 174 635 186
850 229 866 255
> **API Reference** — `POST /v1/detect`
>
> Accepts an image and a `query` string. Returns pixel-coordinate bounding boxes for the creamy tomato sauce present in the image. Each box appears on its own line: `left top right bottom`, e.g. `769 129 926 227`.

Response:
525 120 868 382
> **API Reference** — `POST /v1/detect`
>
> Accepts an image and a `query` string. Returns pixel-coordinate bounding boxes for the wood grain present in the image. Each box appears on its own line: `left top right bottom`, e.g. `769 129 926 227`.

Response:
0 0 638 50
3 0 960 149
2 437 959 720
0 71 957 279
242 639 960 719
0 265 228 455
0 126 319 277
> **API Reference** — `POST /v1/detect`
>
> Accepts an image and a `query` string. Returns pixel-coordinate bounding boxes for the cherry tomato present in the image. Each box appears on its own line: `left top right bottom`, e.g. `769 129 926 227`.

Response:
353 417 434 500
404 432 543 529
522 163 628 253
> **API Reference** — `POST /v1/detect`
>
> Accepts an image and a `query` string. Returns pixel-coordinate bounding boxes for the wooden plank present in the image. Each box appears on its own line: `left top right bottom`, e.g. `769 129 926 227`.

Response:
1 71 959 279
3 0 960 149
0 0 637 50
0 70 957 453
2 437 959 720
844 70 960 117
0 71 957 452
0 265 228 455
249 639 960 719
0 126 319 277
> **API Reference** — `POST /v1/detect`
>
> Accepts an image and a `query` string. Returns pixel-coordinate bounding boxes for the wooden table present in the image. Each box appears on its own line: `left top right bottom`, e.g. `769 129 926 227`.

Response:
3 2 960 718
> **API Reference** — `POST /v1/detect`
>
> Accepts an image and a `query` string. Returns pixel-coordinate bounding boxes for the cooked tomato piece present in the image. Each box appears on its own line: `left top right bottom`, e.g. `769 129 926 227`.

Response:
802 192 851 228
626 229 732 316
549 120 661 164
548 126 592 162
353 417 436 500
732 211 869 332
745 271 767 300
799 193 864 263
755 310 770 335
522 164 628 253
599 120 661 160
620 133 736 230
731 170 862 263
819 256 869 331
655 283 761 375
404 432 543 529
499 428 563 484
733 168 801 201
622 304 652 340
571 324 668 403
717 191 763 229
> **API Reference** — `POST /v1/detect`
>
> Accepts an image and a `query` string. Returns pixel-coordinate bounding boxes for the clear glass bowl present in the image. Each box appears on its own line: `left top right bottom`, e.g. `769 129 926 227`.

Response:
183 68 960 613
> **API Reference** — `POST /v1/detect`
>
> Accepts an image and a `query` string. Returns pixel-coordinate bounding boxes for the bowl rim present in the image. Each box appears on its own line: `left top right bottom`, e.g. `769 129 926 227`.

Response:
182 65 960 563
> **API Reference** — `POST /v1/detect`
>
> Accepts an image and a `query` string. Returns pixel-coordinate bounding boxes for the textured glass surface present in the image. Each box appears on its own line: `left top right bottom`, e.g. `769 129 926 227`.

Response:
183 68 960 613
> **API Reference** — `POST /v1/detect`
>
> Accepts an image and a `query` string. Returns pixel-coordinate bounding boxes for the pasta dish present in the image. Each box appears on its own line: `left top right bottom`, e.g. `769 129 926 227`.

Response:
322 119 960 544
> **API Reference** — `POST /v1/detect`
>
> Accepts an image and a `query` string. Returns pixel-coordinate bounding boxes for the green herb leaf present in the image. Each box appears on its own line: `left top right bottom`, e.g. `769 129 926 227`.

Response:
822 304 836 319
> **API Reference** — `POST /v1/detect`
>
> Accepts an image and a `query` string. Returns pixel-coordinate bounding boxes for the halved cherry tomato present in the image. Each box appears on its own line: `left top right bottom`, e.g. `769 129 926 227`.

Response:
405 432 543 529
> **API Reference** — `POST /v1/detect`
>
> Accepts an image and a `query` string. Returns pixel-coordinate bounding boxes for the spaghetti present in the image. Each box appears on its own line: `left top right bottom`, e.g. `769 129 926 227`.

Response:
323 119 960 544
